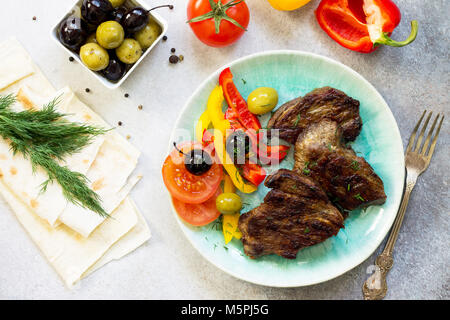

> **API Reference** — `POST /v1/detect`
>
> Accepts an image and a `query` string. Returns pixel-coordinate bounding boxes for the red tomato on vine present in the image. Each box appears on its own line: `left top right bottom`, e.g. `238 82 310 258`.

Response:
187 0 250 47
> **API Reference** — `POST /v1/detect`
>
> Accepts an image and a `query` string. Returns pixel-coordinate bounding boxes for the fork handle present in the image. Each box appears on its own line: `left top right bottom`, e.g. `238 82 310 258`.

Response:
362 171 418 300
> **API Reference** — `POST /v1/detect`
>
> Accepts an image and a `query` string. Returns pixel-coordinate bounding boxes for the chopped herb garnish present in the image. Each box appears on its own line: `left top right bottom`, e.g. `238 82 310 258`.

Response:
347 183 351 191
354 193 365 201
293 114 301 127
327 143 332 151
302 161 311 176
350 160 360 171
223 246 229 251
241 78 247 85
304 227 310 234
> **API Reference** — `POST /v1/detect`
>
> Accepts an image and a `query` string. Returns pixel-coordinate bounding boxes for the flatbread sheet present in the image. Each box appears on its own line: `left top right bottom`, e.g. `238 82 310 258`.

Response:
0 179 138 288
0 38 151 288
0 42 141 234
83 200 151 278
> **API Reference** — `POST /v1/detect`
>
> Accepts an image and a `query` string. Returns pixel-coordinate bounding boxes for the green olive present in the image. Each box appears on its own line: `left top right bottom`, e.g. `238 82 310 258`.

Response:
108 0 125 8
116 38 142 64
79 43 109 71
134 19 162 49
247 87 279 115
86 33 97 44
216 193 242 215
96 21 124 49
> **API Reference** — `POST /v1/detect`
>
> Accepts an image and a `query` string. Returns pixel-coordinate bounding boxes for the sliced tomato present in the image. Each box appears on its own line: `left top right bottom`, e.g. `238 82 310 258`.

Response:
162 142 223 204
172 188 222 226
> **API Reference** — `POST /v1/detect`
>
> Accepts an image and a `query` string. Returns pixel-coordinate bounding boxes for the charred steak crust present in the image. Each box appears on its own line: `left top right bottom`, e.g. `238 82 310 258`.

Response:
238 170 344 260
268 87 363 144
294 120 386 211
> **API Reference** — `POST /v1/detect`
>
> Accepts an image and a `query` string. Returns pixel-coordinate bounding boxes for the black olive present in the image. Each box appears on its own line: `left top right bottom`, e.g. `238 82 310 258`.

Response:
173 142 212 176
110 6 127 24
102 58 125 81
226 130 251 164
122 7 149 33
81 0 113 25
59 16 88 51
185 149 212 176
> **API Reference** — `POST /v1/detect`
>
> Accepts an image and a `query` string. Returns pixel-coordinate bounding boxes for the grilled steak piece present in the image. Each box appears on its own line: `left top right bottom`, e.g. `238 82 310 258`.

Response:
238 169 344 259
267 87 362 144
294 120 386 211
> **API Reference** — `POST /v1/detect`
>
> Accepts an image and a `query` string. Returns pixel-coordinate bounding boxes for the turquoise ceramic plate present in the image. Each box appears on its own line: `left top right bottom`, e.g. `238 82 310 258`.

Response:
169 51 405 287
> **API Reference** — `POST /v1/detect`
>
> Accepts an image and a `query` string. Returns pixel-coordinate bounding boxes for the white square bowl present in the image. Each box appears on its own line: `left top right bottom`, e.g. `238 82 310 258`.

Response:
51 0 168 89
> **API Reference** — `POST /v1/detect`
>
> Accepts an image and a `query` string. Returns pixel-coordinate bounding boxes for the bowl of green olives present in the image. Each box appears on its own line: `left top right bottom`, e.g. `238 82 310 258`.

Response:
51 0 168 89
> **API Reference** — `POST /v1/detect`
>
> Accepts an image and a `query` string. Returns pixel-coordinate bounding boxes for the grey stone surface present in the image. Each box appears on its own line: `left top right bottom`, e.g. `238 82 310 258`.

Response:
0 0 448 299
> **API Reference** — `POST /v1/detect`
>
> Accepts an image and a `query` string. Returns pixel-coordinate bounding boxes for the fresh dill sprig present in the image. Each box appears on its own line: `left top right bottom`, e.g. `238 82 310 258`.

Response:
0 94 109 217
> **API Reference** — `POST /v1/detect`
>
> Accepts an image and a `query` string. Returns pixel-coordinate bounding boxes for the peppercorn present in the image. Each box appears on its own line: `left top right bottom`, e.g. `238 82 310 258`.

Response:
162 36 168 41
138 105 143 110
124 93 129 98
69 57 74 62
85 88 90 93
171 48 176 53
32 16 37 21
169 55 179 64
118 121 123 126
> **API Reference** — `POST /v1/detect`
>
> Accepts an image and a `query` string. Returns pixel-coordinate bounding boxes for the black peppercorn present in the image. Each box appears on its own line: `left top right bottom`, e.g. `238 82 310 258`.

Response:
69 57 74 62
32 16 37 21
169 55 179 64
124 93 129 98
118 121 123 126
171 48 176 53
85 88 90 93
162 36 167 41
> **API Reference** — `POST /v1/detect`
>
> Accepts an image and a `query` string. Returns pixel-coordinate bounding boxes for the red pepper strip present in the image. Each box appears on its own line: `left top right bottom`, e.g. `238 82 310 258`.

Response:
201 129 215 149
219 68 261 131
242 163 266 186
315 0 418 53
258 143 290 164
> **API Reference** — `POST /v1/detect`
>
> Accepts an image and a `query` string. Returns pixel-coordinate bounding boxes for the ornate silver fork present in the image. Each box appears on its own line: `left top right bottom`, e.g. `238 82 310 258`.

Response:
362 110 444 300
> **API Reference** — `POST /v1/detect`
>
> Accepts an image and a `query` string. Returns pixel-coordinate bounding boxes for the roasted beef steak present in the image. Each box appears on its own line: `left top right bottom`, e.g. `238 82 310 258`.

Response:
294 120 386 211
267 87 362 144
238 88 386 260
238 169 344 259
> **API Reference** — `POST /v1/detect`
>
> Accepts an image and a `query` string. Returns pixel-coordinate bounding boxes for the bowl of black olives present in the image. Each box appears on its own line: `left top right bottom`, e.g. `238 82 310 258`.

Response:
51 0 169 89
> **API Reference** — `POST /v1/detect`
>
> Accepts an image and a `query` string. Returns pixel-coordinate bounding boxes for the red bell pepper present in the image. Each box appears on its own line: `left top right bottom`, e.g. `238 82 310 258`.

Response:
242 163 266 186
315 0 418 53
219 68 261 131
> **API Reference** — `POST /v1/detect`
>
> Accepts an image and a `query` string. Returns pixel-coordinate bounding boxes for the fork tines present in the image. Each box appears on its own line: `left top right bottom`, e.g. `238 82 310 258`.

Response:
406 110 444 158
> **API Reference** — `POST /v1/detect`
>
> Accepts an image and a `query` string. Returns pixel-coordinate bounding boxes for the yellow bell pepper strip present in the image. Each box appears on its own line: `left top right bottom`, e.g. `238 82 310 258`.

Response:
207 86 257 194
267 0 311 11
222 175 242 244
195 110 211 142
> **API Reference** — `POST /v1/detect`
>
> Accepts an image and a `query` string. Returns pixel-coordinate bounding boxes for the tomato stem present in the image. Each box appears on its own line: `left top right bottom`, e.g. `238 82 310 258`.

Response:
186 0 248 34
